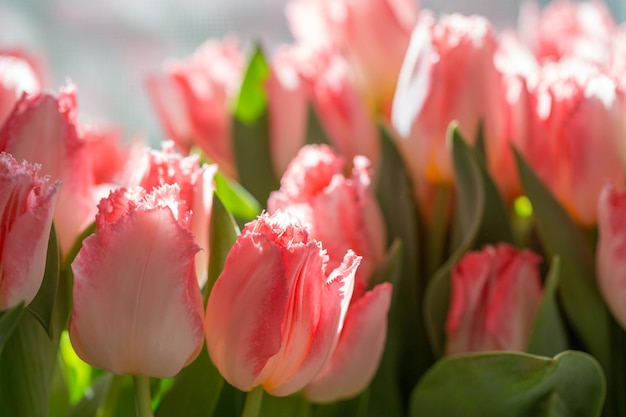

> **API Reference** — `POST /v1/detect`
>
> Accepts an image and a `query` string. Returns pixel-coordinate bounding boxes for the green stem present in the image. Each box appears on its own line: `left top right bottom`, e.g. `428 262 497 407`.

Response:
96 375 125 417
133 376 154 417
241 386 264 417
426 185 452 279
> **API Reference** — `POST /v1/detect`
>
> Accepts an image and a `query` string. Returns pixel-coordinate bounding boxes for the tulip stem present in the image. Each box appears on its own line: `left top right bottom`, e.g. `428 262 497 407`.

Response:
241 386 264 417
133 376 154 417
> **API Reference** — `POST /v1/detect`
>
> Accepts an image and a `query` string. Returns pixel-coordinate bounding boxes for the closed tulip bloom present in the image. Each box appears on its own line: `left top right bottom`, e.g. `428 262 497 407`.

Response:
127 142 216 287
446 244 543 354
0 152 58 310
0 51 41 126
205 211 358 396
0 85 95 254
597 183 626 330
146 38 245 178
392 13 503 188
69 184 204 378
525 59 626 225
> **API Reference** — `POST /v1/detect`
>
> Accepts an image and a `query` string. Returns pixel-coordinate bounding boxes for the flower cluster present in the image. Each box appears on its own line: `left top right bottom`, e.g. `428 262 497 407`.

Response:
0 0 625 416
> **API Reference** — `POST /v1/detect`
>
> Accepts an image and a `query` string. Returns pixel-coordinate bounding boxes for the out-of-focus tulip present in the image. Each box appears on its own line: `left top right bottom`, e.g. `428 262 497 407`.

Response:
268 144 385 288
519 0 616 65
69 184 204 378
286 0 418 112
268 145 391 402
0 51 41 127
446 244 543 354
146 38 245 178
0 152 59 310
267 45 379 176
596 183 626 330
205 211 358 396
128 141 217 287
0 85 95 254
524 58 626 225
391 13 503 189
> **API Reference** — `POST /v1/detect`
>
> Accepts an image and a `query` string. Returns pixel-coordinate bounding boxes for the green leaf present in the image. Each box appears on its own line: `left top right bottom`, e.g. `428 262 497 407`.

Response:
305 104 331 146
214 171 260 223
375 124 431 402
205 194 240 302
513 149 609 367
260 392 312 417
27 224 60 338
0 310 59 417
424 127 514 357
68 374 115 417
234 45 270 124
156 348 224 417
63 222 96 270
410 351 605 417
0 302 25 355
527 256 569 357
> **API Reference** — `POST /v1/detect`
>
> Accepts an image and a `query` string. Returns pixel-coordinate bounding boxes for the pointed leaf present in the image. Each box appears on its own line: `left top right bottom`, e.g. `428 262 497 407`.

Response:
514 149 609 367
527 256 569 357
0 303 25 355
27 225 60 338
234 45 270 124
305 104 331 146
214 171 260 223
410 351 605 417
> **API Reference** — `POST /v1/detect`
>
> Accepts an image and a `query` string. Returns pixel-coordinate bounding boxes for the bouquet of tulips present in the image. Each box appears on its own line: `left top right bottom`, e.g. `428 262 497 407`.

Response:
2 0 626 416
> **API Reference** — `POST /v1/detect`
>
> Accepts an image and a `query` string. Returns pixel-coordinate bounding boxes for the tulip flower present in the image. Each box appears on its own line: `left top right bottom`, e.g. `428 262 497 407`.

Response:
286 0 418 112
524 58 626 225
391 12 504 190
127 141 217 287
0 152 59 310
0 85 96 255
267 45 379 176
597 183 626 330
446 244 543 354
0 51 41 126
146 38 245 178
205 211 358 396
69 184 205 378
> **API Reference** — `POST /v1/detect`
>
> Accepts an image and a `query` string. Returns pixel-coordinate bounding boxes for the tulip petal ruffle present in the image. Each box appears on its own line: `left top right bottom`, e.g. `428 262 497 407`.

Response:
69 185 204 378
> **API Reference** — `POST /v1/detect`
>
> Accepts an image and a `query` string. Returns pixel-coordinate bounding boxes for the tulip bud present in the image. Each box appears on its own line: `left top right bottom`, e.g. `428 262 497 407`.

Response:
446 244 543 354
205 211 358 396
0 152 58 310
69 185 204 378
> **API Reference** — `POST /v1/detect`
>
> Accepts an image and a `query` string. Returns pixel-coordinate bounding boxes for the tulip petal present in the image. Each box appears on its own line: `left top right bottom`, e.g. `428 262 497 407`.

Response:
70 207 204 378
305 282 392 403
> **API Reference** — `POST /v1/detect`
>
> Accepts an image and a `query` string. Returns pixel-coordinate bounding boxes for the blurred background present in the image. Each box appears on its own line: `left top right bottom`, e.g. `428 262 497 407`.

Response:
0 0 624 140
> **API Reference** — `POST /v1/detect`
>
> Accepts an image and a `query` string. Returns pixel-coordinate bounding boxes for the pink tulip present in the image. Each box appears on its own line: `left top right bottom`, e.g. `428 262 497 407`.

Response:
446 244 543 354
391 12 504 188
0 85 95 254
69 184 204 378
127 141 217 287
524 58 626 225
145 38 245 178
0 152 59 310
205 211 358 396
519 0 617 65
268 145 391 401
286 0 418 111
267 45 380 181
596 183 626 330
0 50 41 127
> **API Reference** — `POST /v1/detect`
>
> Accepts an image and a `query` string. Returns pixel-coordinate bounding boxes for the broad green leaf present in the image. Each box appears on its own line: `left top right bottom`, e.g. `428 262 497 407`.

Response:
68 374 115 417
0 302 25 355
375 124 431 401
424 127 514 357
259 392 312 417
214 171 260 223
234 45 270 124
513 149 609 367
49 354 70 417
410 351 606 417
64 222 96 270
310 393 366 417
156 347 224 417
527 256 569 357
305 104 331 146
205 194 240 302
27 225 60 338
213 382 245 417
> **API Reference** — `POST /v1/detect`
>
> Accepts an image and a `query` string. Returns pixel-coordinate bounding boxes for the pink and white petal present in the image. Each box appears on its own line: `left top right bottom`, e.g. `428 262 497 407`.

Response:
190 163 217 288
305 282 392 403
70 207 204 378
205 234 288 391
